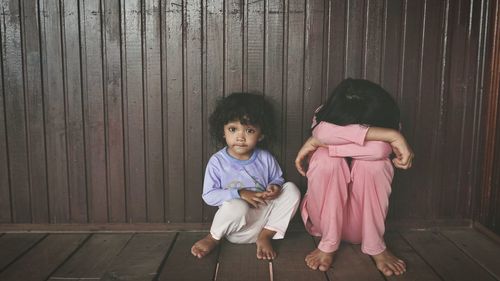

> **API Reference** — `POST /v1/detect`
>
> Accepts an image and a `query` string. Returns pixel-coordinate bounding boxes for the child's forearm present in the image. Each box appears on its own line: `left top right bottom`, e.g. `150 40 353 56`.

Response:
365 127 402 143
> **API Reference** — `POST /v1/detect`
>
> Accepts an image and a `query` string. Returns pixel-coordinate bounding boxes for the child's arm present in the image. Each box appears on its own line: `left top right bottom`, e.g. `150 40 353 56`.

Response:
365 127 414 169
313 121 391 160
201 162 241 207
295 127 414 176
328 141 392 160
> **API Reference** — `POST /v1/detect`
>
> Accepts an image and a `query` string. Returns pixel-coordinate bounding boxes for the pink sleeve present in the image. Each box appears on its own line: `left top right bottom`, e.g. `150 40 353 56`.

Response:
312 122 369 145
328 141 392 160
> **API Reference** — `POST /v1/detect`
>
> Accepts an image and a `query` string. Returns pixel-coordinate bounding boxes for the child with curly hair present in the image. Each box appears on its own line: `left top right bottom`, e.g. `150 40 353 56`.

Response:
191 93 301 260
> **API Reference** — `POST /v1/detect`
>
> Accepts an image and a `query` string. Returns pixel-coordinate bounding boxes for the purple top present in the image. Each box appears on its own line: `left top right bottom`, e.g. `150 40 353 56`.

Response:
202 147 285 206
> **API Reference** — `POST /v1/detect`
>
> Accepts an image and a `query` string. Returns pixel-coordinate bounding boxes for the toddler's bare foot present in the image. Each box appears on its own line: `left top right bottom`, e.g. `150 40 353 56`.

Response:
372 249 406 276
191 234 219 258
305 248 334 271
256 228 277 260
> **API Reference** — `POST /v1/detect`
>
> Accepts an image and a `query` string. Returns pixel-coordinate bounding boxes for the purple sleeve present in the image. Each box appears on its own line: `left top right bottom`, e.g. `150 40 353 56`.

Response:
312 122 369 145
267 153 285 187
202 159 240 207
328 141 392 160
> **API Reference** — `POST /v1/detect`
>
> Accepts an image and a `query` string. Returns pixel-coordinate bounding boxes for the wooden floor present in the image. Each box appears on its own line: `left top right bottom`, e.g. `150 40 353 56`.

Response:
0 227 499 281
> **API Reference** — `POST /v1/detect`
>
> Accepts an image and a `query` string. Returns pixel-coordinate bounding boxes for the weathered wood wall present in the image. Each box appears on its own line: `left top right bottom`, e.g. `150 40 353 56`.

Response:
0 0 493 225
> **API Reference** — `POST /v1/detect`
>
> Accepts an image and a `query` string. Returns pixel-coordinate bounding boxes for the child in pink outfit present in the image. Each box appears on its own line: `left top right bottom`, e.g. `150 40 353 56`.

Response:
295 78 414 276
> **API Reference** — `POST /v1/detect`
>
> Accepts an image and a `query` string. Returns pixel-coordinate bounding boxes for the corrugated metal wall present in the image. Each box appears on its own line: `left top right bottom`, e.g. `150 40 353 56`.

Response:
0 0 492 224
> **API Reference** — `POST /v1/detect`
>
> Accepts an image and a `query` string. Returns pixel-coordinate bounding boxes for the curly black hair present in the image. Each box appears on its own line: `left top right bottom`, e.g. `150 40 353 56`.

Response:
209 93 276 149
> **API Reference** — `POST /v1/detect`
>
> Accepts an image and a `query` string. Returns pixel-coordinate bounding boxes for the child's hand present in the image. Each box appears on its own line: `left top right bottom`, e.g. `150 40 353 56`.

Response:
295 137 327 176
390 136 414 169
262 184 281 200
238 189 267 208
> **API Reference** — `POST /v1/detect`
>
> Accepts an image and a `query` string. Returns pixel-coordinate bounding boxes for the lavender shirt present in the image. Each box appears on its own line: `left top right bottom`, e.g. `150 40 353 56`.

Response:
202 147 285 206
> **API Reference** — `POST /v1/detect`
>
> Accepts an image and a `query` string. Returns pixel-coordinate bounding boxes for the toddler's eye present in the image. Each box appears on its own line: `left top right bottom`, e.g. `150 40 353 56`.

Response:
228 127 236 132
246 128 255 134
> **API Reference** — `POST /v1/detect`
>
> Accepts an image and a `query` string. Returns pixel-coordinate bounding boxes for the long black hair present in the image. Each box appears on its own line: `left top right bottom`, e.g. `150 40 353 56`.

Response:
314 78 400 130
209 92 276 148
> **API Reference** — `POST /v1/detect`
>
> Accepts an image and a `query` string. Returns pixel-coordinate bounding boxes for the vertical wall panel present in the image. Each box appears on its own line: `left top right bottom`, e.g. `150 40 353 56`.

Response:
2 0 30 222
104 0 126 223
82 0 108 223
0 0 11 223
283 0 305 186
0 0 493 225
265 0 285 164
63 0 87 223
144 0 164 223
202 0 224 222
40 0 70 223
123 0 146 222
184 0 203 222
22 0 48 223
245 0 265 92
225 0 244 94
163 0 185 223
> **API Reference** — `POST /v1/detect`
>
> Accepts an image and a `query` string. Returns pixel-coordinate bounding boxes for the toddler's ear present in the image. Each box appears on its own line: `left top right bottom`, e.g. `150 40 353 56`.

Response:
258 135 265 142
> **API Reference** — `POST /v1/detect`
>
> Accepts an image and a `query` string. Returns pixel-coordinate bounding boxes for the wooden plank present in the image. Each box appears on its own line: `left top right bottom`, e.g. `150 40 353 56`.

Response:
40 0 71 223
392 0 444 221
2 0 31 223
381 0 403 95
327 243 385 281
283 0 305 186
363 0 384 82
389 0 425 220
100 233 175 281
0 233 45 271
303 0 326 169
21 0 50 223
103 0 126 223
326 0 347 92
401 230 497 281
122 0 147 222
217 240 270 281
184 0 204 223
384 232 441 281
144 0 164 223
245 0 265 92
442 228 500 280
225 0 244 93
63 0 87 223
49 234 132 280
264 0 285 163
0 234 88 281
81 0 108 223
202 0 224 222
163 0 185 223
0 0 11 223
272 232 326 281
344 0 364 78
158 232 218 281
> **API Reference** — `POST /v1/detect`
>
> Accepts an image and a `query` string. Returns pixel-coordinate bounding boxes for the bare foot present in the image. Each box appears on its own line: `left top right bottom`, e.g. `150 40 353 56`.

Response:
256 228 277 260
191 234 219 258
305 248 334 271
371 250 406 276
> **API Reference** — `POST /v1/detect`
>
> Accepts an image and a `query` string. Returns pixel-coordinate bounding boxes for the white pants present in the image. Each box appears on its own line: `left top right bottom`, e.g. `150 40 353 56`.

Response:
210 182 301 243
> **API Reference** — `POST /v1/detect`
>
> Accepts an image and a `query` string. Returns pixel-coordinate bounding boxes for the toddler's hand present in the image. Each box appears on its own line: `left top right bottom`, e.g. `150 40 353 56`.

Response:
238 189 267 208
263 185 281 200
295 137 327 176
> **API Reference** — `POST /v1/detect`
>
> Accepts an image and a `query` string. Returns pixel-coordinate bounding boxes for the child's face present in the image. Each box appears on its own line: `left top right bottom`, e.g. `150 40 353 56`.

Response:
223 120 263 160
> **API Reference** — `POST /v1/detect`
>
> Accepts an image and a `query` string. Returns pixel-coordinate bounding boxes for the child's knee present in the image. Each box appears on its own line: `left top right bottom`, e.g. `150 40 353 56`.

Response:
281 182 301 203
220 199 250 220
308 148 345 177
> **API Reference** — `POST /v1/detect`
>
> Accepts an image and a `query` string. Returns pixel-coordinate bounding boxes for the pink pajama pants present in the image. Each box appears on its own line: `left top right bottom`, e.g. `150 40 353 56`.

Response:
300 147 394 255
